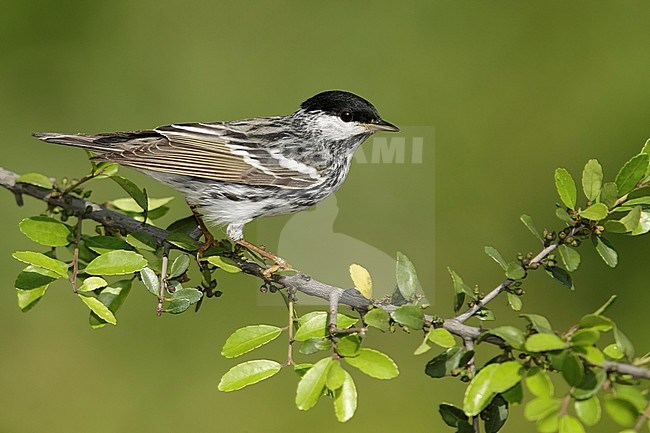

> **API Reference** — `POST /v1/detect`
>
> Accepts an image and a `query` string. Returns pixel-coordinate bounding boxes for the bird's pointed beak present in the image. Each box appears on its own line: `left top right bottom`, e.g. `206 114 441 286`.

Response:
363 119 400 133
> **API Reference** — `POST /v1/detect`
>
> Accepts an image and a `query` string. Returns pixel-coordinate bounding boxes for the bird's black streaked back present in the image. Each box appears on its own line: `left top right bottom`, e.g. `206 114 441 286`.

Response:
299 90 381 124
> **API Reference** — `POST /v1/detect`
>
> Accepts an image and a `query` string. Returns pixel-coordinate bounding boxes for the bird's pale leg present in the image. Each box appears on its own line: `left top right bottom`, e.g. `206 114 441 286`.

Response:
188 204 218 263
236 238 292 274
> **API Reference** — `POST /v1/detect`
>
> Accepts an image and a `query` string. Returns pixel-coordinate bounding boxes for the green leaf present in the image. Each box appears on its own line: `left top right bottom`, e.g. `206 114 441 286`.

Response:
125 231 159 252
218 359 281 392
206 256 241 273
85 250 147 275
593 236 618 268
15 266 57 312
16 286 48 312
507 292 523 311
221 325 283 358
19 216 71 247
520 314 553 334
16 172 53 189
294 312 357 341
603 344 624 360
325 361 346 390
537 412 560 433
333 370 357 422
448 267 475 313
139 267 159 296
425 347 471 378
165 232 200 252
520 214 544 242
484 246 507 270
620 205 642 231
463 362 522 416
439 403 469 427
298 338 331 355
558 415 585 433
111 176 148 213
631 210 650 235
93 161 119 178
170 287 202 305
546 266 574 289
525 334 566 352
558 245 580 272
413 339 431 356
556 207 576 225
574 346 605 366
579 313 614 332
89 279 132 329
85 236 133 254
484 326 525 350
579 203 608 220
77 276 108 293
395 252 422 300
598 182 618 208
555 168 577 210
12 251 68 277
561 353 585 387
572 367 606 400
574 396 601 427
613 327 635 359
615 153 649 195
613 385 647 412
293 363 313 378
295 357 332 410
336 335 361 357
428 328 455 348
524 397 562 421
111 196 174 213
604 395 638 428
570 329 600 347
364 308 390 332
391 305 424 330
77 294 117 325
169 254 191 278
484 395 509 433
582 159 603 201
505 262 526 280
526 367 554 398
344 348 399 379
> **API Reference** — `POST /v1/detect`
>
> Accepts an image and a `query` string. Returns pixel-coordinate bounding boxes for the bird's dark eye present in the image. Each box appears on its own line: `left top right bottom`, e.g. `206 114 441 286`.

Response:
339 111 353 122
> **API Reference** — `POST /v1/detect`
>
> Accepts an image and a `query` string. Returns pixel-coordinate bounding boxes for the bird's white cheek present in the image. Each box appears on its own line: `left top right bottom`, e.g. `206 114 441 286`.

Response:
313 116 367 142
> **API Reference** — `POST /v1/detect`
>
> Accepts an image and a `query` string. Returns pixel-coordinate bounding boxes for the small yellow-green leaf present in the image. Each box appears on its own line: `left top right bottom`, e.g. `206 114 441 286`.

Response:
428 328 455 348
582 159 603 201
613 327 635 359
349 263 372 299
77 294 117 325
521 214 544 242
598 182 618 208
364 308 390 332
506 262 526 280
16 172 54 189
570 329 600 347
484 246 507 270
463 362 522 416
574 396 601 426
77 276 108 293
485 326 525 350
169 254 191 278
85 236 133 254
603 343 624 360
294 312 357 341
111 176 148 212
507 292 523 311
333 370 357 422
524 397 562 421
218 359 281 392
555 168 577 210
579 203 608 221
604 395 637 428
206 256 241 273
391 305 424 330
12 251 68 277
558 415 585 433
326 361 346 390
525 334 566 352
139 267 159 296
111 196 174 213
526 367 554 398
615 153 649 195
344 348 399 379
413 339 432 355
19 216 71 247
396 252 422 300
295 357 332 410
85 250 147 275
594 236 618 268
221 325 283 358
558 245 581 272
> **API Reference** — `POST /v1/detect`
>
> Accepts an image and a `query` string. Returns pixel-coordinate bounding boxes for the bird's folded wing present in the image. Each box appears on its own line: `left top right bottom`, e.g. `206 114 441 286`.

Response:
100 123 323 189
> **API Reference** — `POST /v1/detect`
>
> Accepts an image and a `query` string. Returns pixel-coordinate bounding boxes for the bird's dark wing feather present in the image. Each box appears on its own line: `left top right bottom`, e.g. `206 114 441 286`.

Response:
95 122 323 189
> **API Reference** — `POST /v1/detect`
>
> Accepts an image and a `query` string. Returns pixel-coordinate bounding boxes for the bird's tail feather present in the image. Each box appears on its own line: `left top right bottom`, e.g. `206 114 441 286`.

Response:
32 132 115 153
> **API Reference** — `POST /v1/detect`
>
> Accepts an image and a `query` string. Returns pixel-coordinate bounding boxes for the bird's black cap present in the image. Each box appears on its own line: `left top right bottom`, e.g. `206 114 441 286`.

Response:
300 90 380 121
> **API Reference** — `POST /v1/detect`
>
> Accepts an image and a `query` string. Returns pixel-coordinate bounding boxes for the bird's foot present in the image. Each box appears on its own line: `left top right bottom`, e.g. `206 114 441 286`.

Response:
235 238 293 275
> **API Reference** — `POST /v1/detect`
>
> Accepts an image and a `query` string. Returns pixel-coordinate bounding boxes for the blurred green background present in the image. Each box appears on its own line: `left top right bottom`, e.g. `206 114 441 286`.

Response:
1 1 650 432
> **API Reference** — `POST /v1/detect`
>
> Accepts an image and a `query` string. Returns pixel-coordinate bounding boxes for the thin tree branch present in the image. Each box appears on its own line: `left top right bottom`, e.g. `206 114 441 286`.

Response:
2 166 650 381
